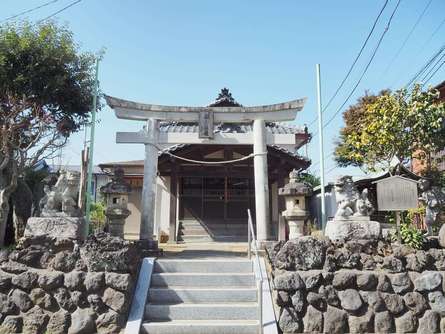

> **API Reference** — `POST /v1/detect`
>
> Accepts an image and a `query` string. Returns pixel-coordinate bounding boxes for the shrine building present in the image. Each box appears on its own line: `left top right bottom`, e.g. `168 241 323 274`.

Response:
100 89 311 243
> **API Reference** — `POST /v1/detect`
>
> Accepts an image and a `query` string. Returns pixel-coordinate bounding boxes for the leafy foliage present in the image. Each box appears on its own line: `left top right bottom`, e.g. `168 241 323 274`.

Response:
334 85 445 172
0 21 98 133
334 90 390 168
90 202 106 231
0 21 99 245
297 172 320 188
391 222 425 250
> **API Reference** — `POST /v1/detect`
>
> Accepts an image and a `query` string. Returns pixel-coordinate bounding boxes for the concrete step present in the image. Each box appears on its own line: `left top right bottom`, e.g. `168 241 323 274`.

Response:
148 287 258 303
145 303 258 321
178 235 213 242
154 259 253 273
142 320 259 334
150 273 256 287
178 229 209 236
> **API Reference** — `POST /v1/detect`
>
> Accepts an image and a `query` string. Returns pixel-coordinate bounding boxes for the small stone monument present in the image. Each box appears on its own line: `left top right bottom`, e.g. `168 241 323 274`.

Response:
100 167 131 238
278 169 313 239
325 175 381 241
25 170 86 240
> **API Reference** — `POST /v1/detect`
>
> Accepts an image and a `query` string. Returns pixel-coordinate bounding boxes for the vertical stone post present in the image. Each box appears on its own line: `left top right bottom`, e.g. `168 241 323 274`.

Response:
140 119 159 242
253 119 270 241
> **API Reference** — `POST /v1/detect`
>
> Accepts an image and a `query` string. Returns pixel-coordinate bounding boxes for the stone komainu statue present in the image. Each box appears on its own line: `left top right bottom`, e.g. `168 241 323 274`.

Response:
334 175 374 219
40 170 81 217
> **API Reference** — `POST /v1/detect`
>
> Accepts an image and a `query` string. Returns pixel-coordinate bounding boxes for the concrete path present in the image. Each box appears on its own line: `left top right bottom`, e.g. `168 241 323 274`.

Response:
160 241 248 259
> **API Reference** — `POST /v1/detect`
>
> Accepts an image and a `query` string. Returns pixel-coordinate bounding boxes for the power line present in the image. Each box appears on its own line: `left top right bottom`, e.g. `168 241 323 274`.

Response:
37 0 82 23
420 52 445 83
381 0 433 77
406 44 445 88
320 0 402 131
0 0 60 23
423 59 445 87
307 0 390 128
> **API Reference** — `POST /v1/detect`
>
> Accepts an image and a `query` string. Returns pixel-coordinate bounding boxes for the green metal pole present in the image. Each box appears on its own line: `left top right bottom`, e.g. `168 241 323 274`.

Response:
84 57 100 238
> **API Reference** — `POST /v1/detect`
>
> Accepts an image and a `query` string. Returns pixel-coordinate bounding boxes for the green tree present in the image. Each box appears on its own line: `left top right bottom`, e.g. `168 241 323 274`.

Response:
334 84 445 172
0 21 99 245
334 90 390 168
297 172 320 188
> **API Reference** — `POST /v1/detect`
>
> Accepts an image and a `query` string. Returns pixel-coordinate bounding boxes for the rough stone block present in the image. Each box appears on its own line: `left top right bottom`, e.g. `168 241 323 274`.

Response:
389 272 412 294
278 307 302 333
325 219 381 241
68 308 95 334
102 287 128 313
38 271 64 290
10 289 33 312
414 271 442 292
291 290 305 313
47 310 71 334
338 289 363 313
324 306 348 334
64 271 85 290
22 306 49 334
274 271 305 291
2 315 22 333
11 271 38 291
333 271 356 290
348 310 374 333
274 237 327 270
382 293 405 315
375 311 394 333
418 310 440 334
356 272 378 290
105 272 132 291
25 217 85 241
404 291 428 316
85 272 105 293
303 305 323 333
395 310 418 333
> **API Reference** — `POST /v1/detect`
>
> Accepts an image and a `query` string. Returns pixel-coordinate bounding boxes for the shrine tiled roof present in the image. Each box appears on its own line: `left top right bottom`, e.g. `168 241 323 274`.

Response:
159 143 311 164
159 122 307 135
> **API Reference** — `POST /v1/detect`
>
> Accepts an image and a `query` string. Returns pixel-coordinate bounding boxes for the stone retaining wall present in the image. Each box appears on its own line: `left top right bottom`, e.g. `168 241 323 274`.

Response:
0 233 140 334
267 236 445 333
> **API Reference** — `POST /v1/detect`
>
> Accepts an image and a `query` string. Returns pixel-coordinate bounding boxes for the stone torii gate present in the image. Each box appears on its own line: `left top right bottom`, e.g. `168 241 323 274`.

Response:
105 90 306 246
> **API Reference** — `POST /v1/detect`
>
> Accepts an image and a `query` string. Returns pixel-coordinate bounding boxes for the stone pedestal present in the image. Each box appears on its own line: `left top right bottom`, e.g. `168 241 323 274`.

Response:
25 216 86 241
325 218 381 242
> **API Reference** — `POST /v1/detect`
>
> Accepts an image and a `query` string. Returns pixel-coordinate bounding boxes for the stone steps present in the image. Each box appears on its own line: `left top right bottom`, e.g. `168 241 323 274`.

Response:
154 259 253 273
151 272 256 287
142 320 259 334
142 258 259 334
178 221 250 243
145 302 258 320
148 287 258 303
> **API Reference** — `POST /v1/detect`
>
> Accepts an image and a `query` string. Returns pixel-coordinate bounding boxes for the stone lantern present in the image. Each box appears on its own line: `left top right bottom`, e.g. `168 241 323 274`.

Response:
278 169 313 239
100 167 132 238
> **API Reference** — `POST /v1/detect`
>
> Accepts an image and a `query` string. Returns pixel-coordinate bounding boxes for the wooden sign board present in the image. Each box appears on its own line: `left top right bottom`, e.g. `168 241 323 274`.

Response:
198 110 214 139
374 175 418 211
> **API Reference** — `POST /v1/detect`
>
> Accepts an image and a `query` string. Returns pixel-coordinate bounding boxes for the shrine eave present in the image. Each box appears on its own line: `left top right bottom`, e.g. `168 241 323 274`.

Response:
104 95 307 122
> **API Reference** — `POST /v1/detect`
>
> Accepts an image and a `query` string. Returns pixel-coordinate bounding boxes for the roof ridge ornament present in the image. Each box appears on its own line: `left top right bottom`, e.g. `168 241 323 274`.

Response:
207 88 243 107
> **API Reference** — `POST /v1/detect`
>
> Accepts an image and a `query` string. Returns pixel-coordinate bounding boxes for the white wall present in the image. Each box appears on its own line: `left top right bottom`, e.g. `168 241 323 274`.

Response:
154 176 171 239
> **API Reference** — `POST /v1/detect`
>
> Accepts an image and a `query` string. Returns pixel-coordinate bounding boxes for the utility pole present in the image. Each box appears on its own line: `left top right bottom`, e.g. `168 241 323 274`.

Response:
84 55 101 238
316 64 327 231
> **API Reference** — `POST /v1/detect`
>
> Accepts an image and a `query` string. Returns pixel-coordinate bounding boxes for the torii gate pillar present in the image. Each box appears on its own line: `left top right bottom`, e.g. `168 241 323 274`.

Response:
140 119 159 242
253 119 270 240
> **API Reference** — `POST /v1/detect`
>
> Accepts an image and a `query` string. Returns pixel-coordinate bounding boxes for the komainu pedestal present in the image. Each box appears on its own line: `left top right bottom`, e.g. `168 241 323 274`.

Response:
24 170 85 241
325 176 381 242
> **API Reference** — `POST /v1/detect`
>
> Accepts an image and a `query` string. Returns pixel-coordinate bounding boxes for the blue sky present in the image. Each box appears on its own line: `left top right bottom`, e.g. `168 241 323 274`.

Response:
2 0 445 181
